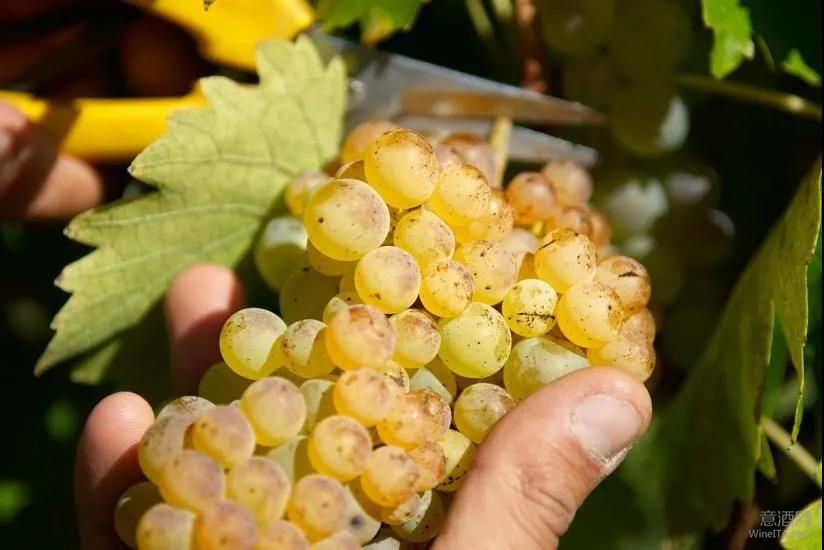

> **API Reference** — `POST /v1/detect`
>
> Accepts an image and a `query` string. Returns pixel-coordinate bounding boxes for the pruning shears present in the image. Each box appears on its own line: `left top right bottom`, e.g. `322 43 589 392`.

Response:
0 0 601 165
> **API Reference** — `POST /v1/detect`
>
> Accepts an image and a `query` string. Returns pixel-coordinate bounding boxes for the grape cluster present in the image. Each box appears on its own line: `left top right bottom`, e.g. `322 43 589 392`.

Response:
114 123 655 549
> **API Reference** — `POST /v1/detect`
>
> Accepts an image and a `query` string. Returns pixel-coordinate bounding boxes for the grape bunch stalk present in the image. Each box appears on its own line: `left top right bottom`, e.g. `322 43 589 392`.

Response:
113 122 656 549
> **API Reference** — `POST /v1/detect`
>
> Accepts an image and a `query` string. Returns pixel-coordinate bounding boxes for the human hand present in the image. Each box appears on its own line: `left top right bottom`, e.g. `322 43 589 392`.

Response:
75 263 651 550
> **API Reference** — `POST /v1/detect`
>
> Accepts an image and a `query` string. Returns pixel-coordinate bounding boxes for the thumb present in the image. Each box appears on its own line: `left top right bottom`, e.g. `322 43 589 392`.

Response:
433 367 652 550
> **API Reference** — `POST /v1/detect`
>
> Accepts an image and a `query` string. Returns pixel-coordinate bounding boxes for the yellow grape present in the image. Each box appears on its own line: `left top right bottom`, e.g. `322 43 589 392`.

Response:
341 120 397 164
453 383 515 444
360 446 419 507
542 158 593 206
136 503 195 550
503 335 589 401
427 164 491 226
280 267 340 325
364 128 439 208
546 205 595 239
325 305 395 371
308 415 372 481
333 368 393 427
380 493 420 525
309 530 361 550
307 240 356 277
587 326 655 381
501 279 559 337
227 456 291 526
377 360 411 397
407 441 447 491
156 396 214 422
502 228 539 258
624 308 656 340
338 269 357 293
304 179 390 261
138 414 195 485
194 501 258 550
419 259 474 318
556 281 625 348
505 172 556 224
437 302 512 378
199 362 252 404
255 520 309 550
390 489 445 543
159 450 225 513
322 292 362 324
433 143 463 171
594 255 652 314
354 246 421 314
241 377 307 446
376 389 451 449
434 429 476 492
277 320 336 379
300 378 338 434
255 216 308 292
452 189 514 243
335 160 367 181
440 133 497 186
518 253 538 280
114 481 162 548
454 240 519 305
220 308 287 380
266 436 314 484
393 208 455 269
533 227 597 292
191 405 256 468
288 474 351 541
285 170 329 217
389 309 441 368
589 208 612 249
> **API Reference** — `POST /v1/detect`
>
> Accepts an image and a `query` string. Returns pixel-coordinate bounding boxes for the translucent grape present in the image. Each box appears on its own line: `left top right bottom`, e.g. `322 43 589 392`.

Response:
624 308 656 341
309 531 361 550
139 414 195 485
354 246 421 314
191 405 255 468
325 305 395 371
322 292 362 324
364 129 439 208
341 120 397 164
505 172 556 224
199 363 253 405
407 441 447 491
388 309 440 369
255 520 309 550
304 179 390 261
539 0 615 55
589 209 612 249
335 160 367 182
438 302 511 378
241 377 307 446
433 143 463 171
393 208 455 269
428 164 491 226
194 501 258 550
556 282 625 348
288 474 351 541
610 84 689 158
453 383 515 444
542 159 593 206
419 259 474 318
160 450 225 513
518 253 538 280
594 255 651 315
220 308 287 380
280 267 340 325
377 360 411 397
115 481 162 548
452 189 514 243
440 133 497 186
307 241 356 277
501 279 559 337
334 368 393 427
435 429 476 492
360 446 420 507
408 363 457 405
376 389 451 449
454 240 519 305
381 493 420 525
502 228 539 258
364 528 408 549
390 489 445 543
588 326 655 381
308 415 372 481
346 482 384 543
156 396 214 422
300 378 338 434
547 205 594 239
503 335 589 401
285 170 329 217
277 320 336 379
534 228 597 292
255 216 308 292
227 456 291 526
136 503 195 550
266 436 314 484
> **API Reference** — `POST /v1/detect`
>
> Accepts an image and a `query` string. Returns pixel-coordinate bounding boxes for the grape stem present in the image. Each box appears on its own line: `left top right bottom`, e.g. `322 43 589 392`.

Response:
761 416 822 488
489 116 512 187
677 74 822 122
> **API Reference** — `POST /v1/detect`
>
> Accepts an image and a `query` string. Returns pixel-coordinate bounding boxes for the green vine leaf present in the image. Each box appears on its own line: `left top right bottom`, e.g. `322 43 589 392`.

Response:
701 0 755 79
316 0 426 45
35 37 347 380
781 499 822 549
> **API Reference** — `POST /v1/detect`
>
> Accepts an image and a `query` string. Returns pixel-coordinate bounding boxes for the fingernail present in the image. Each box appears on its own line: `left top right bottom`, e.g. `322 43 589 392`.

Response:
570 394 642 464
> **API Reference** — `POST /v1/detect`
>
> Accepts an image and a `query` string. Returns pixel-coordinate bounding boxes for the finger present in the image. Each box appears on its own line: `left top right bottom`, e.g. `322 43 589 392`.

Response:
434 367 652 550
75 392 154 550
0 101 104 221
164 263 246 394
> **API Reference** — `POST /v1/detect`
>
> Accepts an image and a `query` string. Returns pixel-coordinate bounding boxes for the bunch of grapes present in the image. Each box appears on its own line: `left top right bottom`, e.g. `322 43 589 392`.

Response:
113 122 655 549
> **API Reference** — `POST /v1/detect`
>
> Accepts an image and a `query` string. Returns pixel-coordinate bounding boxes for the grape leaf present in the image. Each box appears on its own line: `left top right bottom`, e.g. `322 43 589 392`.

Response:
781 499 822 550
34 37 346 378
701 0 755 78
316 0 426 45
628 161 821 533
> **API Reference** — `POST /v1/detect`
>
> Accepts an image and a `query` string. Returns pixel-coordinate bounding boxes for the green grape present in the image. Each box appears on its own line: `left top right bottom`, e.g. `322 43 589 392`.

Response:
354 246 421 314
360 446 420 507
255 519 309 550
376 389 451 449
407 441 447 491
334 369 393 427
308 415 373 482
279 267 340 325
285 170 329 218
226 457 291 526
538 0 616 55
438 302 512 378
427 164 491 227
325 305 395 371
136 503 195 550
393 208 455 269
381 493 421 526
287 474 351 541
501 279 559 337
364 129 439 208
408 363 457 405
198 362 252 404
345 482 384 544
656 208 734 267
255 216 308 292
191 405 256 469
556 282 625 348
435 429 476 492
610 83 689 157
341 120 397 164
114 481 162 548
277 320 337 379
534 228 597 293
363 528 408 549
220 308 287 380
300 378 338 434
307 240 356 277
560 52 621 111
453 383 515 444
503 335 589 401
389 309 441 369
390 489 445 543
266 436 314 484
453 240 519 305
304 178 390 261
594 255 651 314
241 377 306 446
419 259 474 318
194 501 258 550
309 531 361 550
159 450 225 513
